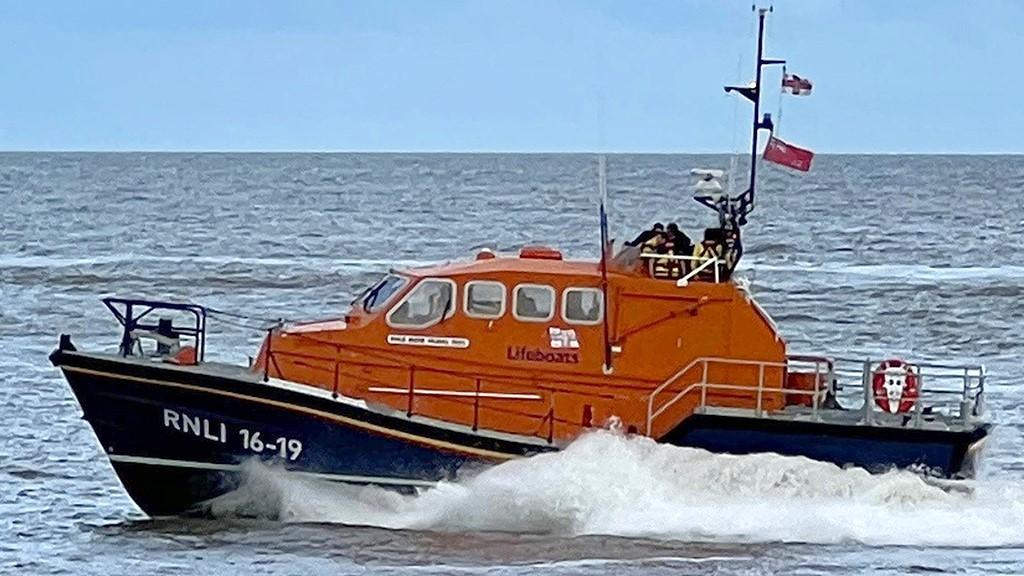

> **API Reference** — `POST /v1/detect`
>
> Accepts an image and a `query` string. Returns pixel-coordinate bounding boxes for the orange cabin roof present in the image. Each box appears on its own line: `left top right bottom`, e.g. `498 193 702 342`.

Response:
404 255 598 279
398 247 627 280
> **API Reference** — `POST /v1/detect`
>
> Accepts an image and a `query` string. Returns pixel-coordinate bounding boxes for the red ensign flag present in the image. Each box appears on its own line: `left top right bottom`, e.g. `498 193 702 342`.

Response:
763 136 814 172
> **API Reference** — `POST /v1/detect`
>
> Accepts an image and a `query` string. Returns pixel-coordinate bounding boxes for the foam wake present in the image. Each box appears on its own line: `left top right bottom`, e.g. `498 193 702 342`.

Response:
209 431 1024 546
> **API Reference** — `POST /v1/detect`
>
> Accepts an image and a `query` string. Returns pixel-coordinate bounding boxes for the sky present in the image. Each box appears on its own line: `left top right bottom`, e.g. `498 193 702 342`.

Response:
1 0 1021 153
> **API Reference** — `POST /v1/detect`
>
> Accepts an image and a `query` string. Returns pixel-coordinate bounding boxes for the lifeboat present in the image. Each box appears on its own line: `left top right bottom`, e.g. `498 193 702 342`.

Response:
50 10 990 517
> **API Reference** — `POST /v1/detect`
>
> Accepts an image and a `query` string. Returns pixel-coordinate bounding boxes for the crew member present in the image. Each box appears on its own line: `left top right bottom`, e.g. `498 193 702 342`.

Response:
666 223 693 257
654 223 688 279
629 223 665 247
692 228 725 281
639 225 667 277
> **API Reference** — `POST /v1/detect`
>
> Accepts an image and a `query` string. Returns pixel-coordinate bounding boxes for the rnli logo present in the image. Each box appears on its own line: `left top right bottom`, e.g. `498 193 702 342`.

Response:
548 327 580 349
507 327 581 364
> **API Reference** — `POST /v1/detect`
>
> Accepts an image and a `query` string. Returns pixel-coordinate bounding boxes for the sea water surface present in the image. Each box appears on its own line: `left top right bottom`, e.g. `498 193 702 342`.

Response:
3 153 1024 575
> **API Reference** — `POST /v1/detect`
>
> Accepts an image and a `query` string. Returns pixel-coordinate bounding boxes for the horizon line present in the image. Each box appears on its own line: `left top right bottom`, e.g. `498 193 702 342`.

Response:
2 148 1024 156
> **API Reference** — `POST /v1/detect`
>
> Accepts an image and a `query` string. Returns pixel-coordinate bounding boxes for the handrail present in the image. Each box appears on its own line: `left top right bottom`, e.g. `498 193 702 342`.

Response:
645 356 792 435
650 379 830 430
646 354 987 436
103 297 208 361
637 252 722 283
377 370 560 443
679 255 721 285
265 345 567 444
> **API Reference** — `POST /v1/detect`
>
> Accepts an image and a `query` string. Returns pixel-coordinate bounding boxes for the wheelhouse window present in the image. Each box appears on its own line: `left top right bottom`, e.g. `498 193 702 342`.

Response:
562 287 603 325
358 274 407 313
387 279 456 329
513 284 555 322
464 281 506 319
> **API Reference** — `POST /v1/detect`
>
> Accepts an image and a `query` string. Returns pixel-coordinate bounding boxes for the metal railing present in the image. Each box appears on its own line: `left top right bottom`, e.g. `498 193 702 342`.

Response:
103 297 208 361
263 340 563 443
645 356 822 435
645 354 986 436
822 356 985 427
637 253 722 284
365 380 553 439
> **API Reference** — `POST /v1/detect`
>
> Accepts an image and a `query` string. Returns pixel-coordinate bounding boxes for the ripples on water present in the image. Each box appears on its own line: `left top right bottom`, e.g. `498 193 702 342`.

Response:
3 153 1024 575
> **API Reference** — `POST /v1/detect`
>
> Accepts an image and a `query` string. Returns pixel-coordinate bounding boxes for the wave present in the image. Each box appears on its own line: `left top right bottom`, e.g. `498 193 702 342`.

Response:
743 261 1024 284
0 254 436 270
0 254 445 289
208 431 1024 547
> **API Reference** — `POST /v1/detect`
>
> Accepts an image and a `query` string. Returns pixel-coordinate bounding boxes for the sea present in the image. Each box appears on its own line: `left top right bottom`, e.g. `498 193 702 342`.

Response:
3 152 1024 575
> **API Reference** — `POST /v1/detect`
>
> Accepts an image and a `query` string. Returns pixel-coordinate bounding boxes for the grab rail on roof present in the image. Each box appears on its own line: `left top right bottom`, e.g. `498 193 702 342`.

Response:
637 252 722 284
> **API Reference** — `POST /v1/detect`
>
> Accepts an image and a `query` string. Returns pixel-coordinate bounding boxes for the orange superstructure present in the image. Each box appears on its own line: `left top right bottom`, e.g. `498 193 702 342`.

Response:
254 246 786 444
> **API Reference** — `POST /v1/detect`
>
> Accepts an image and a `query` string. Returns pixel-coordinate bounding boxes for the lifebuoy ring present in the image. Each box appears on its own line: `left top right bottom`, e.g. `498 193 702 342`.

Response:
872 359 919 414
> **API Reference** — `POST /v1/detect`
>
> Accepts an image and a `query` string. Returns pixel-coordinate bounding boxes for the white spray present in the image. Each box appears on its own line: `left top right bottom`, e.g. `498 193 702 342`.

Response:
211 431 1024 547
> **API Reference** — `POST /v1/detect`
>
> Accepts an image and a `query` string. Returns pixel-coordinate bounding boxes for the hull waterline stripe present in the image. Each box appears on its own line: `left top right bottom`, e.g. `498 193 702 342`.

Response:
61 364 520 461
107 454 438 487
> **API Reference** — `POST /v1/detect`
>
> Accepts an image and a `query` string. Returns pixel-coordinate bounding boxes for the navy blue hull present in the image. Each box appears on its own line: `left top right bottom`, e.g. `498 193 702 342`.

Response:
52 350 546 516
662 413 989 478
52 348 989 516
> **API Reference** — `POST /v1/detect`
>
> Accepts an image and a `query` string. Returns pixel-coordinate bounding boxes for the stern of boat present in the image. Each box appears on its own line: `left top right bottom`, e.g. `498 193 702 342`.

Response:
649 354 990 478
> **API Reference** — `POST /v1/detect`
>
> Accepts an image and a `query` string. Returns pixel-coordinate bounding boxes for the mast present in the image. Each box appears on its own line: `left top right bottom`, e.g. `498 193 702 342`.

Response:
597 155 613 374
725 6 785 224
747 9 767 213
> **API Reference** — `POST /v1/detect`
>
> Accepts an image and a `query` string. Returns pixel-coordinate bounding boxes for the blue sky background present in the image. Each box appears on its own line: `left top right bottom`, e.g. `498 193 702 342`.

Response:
1 0 1020 153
